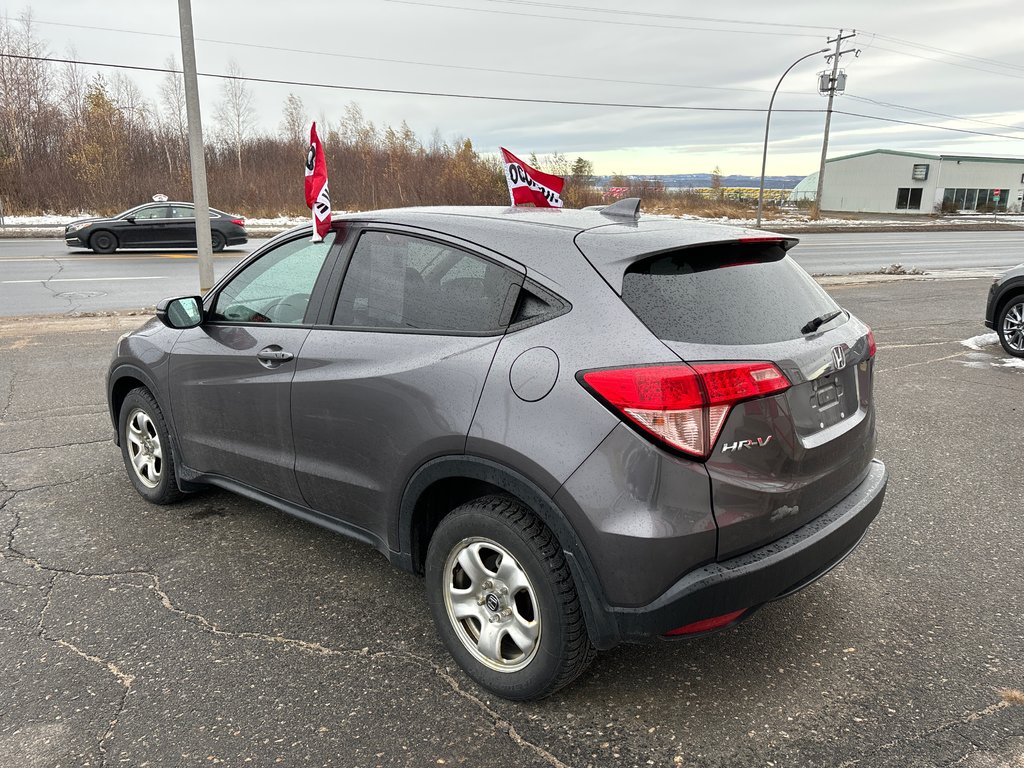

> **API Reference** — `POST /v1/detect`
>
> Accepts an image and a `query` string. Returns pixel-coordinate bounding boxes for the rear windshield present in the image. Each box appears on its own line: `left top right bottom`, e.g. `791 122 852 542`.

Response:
621 242 841 346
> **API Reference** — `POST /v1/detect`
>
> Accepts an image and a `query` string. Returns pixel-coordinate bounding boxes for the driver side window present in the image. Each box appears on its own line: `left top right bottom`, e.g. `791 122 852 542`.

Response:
211 233 335 324
134 206 168 220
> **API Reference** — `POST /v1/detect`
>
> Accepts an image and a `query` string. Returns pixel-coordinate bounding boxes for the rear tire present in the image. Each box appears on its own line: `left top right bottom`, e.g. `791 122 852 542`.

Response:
211 231 226 252
425 495 595 700
118 387 185 505
997 295 1024 358
90 230 118 254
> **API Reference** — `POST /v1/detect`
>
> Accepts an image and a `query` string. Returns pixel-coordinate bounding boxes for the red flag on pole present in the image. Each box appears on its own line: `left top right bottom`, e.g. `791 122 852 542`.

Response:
500 148 564 208
304 122 331 242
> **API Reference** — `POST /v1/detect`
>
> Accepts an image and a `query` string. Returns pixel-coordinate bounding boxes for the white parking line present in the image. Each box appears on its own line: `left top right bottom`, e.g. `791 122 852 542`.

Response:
2 276 168 283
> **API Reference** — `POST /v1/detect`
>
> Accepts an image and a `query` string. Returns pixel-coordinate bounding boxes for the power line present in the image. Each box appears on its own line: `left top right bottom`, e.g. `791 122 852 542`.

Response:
845 94 1024 133
0 14 816 100
0 52 825 114
474 0 835 31
377 0 826 38
833 111 1024 141
863 30 1024 73
867 43 1024 81
6 51 1024 143
10 15 1021 139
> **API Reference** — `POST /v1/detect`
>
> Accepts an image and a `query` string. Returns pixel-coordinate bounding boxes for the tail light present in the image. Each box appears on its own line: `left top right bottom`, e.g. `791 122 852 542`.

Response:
231 218 245 226
580 361 790 459
866 328 876 358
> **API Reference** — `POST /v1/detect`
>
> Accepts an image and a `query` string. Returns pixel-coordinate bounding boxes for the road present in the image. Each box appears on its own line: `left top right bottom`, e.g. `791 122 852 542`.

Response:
1 277 1021 766
1 229 1022 316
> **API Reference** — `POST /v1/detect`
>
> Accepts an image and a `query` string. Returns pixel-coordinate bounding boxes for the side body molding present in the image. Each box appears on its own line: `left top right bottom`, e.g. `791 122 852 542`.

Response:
397 455 619 649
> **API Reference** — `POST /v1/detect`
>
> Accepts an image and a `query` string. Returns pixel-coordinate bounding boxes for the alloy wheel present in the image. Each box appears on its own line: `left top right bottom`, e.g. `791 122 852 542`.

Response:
1002 301 1024 353
125 407 162 488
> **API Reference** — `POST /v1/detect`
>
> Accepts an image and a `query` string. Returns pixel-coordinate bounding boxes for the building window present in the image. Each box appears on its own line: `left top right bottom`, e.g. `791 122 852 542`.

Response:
940 188 1009 212
911 164 929 181
896 188 923 210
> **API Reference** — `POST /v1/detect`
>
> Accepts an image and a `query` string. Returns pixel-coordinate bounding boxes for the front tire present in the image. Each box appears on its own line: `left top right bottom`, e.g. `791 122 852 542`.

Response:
997 295 1024 358
425 496 595 700
90 230 118 254
118 387 184 504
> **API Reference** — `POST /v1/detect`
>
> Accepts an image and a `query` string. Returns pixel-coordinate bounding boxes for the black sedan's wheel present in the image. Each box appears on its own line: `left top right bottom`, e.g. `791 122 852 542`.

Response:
118 387 184 505
211 231 226 252
425 495 595 700
997 296 1024 358
90 230 118 254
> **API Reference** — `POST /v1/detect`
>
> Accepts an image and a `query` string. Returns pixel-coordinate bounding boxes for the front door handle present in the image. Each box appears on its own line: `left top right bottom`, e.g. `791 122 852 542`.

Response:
256 345 294 366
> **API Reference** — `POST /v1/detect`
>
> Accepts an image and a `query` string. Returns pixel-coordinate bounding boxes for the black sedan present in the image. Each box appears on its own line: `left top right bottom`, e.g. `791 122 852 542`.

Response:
65 202 247 254
985 263 1024 357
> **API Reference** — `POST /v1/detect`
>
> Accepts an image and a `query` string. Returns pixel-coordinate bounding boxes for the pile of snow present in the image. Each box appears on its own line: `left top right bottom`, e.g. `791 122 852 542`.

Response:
961 333 999 350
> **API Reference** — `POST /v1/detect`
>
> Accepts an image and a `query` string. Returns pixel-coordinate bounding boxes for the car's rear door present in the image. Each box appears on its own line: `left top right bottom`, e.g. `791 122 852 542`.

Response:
167 231 340 501
165 204 198 247
290 225 524 542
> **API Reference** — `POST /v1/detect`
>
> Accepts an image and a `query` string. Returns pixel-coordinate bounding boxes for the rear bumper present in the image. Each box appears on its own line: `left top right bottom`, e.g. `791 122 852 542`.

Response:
608 458 887 642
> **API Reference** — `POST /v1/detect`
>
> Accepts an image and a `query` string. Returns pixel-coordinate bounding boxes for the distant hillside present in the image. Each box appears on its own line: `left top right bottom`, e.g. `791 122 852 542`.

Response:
595 174 805 190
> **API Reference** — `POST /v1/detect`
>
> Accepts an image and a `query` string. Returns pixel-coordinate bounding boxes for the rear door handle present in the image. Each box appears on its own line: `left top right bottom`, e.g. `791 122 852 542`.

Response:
256 345 294 366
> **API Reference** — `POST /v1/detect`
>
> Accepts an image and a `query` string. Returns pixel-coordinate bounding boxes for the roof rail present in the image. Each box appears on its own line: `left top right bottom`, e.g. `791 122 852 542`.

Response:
599 197 641 221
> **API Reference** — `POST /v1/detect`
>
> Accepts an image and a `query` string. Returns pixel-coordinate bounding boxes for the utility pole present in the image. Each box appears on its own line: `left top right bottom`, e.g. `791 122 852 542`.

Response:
811 29 858 220
177 0 215 293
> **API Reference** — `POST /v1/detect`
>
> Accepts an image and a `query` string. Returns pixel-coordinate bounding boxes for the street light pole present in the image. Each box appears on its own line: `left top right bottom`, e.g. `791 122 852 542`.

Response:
755 48 828 229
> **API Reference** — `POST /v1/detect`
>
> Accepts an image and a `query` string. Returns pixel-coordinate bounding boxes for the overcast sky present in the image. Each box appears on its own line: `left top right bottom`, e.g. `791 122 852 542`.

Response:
9 0 1024 176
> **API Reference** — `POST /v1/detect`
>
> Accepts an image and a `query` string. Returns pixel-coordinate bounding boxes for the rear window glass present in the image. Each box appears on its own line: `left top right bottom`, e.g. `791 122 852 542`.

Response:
621 243 840 345
332 231 521 334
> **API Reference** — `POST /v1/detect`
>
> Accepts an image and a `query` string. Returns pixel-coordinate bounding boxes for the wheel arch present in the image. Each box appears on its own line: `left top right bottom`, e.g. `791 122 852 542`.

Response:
398 455 619 648
108 364 162 444
994 284 1024 327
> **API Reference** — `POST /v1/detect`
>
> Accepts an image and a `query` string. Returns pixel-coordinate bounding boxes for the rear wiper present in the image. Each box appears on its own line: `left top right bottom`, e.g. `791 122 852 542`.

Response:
801 309 843 335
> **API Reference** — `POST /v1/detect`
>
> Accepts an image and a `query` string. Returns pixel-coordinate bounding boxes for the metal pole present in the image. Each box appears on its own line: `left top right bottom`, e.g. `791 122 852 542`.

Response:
177 0 214 294
756 48 828 229
812 30 853 220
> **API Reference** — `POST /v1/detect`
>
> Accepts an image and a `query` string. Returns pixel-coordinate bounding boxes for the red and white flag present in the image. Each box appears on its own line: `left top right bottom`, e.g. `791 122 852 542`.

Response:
500 148 564 208
304 122 331 242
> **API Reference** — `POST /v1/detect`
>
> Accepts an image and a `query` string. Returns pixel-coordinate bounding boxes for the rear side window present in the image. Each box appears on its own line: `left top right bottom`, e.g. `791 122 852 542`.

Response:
621 243 840 345
332 231 521 334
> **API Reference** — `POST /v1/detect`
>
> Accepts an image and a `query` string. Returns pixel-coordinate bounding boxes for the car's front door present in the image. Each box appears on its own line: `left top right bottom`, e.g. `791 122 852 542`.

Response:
291 227 524 541
168 232 338 501
120 204 170 246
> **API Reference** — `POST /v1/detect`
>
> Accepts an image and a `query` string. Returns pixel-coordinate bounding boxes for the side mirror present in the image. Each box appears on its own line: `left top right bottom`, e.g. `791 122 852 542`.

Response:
156 296 204 329
125 215 136 223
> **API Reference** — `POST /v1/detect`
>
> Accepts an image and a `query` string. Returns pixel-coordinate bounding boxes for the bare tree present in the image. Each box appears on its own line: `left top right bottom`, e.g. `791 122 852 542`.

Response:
280 92 308 148
214 59 255 178
158 55 187 146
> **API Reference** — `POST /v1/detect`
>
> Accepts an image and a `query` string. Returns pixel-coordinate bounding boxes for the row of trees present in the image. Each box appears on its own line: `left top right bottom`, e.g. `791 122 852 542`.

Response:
0 13 601 216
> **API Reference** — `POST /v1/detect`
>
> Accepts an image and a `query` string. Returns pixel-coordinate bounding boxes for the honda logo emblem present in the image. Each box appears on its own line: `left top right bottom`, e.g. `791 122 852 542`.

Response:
831 345 847 371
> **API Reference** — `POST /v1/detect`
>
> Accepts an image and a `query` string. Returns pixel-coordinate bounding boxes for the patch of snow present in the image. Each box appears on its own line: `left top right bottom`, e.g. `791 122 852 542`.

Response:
1 214 97 226
996 357 1024 369
961 333 999 350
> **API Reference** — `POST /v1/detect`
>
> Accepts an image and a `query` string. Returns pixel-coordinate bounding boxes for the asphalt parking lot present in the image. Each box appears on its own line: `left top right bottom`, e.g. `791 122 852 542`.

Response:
1 276 1021 767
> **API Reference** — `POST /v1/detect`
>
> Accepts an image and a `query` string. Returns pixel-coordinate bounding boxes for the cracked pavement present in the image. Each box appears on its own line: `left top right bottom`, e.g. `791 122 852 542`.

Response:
1 280 1022 767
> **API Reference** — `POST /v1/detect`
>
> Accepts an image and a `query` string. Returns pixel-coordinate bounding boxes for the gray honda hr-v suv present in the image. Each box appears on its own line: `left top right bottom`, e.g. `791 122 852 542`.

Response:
107 200 887 700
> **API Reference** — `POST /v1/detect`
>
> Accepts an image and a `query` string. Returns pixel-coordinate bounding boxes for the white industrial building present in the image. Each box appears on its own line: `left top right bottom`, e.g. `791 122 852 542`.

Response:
790 150 1024 214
